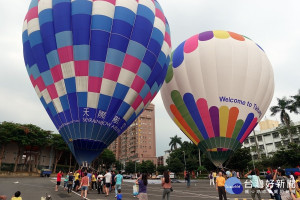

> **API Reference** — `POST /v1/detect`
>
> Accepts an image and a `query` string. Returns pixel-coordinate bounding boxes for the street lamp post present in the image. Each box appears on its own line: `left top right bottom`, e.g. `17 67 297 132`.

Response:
135 160 140 178
198 149 201 167
251 152 256 170
183 151 186 171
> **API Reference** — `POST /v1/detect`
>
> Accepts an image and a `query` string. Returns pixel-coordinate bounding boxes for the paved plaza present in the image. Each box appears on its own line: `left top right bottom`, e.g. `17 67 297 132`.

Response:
0 177 275 200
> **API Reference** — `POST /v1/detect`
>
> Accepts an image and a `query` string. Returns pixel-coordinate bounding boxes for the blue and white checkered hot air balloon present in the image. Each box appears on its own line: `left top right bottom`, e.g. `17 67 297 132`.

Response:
22 0 171 164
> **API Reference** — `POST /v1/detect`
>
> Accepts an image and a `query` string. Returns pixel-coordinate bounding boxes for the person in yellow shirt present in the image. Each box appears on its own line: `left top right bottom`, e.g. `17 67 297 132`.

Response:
11 191 22 200
213 171 217 184
74 171 80 192
92 173 97 190
296 172 300 198
216 172 227 200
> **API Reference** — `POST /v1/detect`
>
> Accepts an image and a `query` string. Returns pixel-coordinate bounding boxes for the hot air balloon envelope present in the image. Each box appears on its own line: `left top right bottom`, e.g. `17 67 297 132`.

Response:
23 0 171 164
161 30 274 167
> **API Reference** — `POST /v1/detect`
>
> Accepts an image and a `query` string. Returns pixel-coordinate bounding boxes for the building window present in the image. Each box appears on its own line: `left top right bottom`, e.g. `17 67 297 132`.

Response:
259 145 264 150
257 136 262 141
293 138 299 143
275 142 282 148
244 139 249 144
250 137 255 143
272 132 279 138
283 140 289 145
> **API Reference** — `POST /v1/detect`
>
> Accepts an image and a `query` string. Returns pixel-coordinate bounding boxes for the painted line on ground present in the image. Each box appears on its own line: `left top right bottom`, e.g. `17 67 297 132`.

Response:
50 179 93 200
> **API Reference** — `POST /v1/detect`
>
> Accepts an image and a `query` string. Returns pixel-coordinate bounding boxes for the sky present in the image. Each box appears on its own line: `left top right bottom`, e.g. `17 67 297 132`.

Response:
0 0 300 157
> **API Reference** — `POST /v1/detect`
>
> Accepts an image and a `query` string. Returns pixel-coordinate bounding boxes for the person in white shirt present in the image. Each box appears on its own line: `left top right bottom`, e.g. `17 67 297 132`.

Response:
97 174 104 194
104 170 112 197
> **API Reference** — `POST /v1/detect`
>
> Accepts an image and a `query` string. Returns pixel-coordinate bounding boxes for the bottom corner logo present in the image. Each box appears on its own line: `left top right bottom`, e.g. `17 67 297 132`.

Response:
225 177 243 194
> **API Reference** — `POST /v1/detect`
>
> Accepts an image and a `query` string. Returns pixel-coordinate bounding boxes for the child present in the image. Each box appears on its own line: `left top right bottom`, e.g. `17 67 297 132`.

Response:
117 189 122 200
64 173 69 190
11 191 22 200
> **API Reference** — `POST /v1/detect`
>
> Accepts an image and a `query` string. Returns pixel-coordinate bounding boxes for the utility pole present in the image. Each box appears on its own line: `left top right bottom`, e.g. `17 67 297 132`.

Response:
253 130 261 160
251 152 256 170
198 149 201 167
183 151 186 171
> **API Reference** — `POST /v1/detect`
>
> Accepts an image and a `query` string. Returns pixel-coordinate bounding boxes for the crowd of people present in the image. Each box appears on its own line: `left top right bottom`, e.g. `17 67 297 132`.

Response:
1 166 299 200
208 167 300 200
54 168 174 200
55 168 124 199
54 167 300 200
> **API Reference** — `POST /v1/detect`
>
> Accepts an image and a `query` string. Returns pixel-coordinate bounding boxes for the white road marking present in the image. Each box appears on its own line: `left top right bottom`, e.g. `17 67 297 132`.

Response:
50 179 91 200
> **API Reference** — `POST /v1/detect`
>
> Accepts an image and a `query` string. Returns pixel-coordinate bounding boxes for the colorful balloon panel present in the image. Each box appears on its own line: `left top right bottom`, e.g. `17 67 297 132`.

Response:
23 0 171 164
161 30 274 167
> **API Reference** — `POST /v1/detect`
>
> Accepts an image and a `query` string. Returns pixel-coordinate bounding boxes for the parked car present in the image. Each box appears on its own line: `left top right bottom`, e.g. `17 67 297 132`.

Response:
123 174 132 179
170 172 175 179
156 175 163 179
171 179 181 183
40 169 52 177
260 171 267 176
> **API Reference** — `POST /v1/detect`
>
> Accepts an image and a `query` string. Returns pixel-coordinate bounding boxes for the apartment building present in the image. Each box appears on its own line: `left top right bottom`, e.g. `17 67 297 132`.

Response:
242 120 300 158
109 104 157 165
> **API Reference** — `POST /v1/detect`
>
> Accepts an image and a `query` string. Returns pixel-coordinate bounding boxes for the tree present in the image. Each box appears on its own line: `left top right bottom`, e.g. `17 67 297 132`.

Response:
198 166 207 174
99 149 116 170
272 143 300 167
138 160 155 174
291 90 300 113
50 134 69 173
169 135 182 151
115 160 123 171
226 148 252 171
138 161 147 173
0 122 14 170
125 161 135 174
270 97 296 142
157 165 167 175
201 154 217 171
21 124 51 172
167 157 184 176
186 157 198 172
277 123 299 142
10 123 32 172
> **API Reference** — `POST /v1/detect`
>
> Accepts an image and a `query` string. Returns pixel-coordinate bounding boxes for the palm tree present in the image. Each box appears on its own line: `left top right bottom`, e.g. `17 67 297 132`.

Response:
169 135 182 151
291 90 300 113
270 97 295 142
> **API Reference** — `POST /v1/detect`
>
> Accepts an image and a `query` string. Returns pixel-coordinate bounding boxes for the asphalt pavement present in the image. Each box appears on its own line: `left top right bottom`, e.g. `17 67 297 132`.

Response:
0 177 274 200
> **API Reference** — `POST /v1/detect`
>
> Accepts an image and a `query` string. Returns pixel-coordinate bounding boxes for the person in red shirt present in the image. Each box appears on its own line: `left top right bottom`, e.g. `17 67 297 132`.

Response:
55 171 62 191
80 172 89 199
